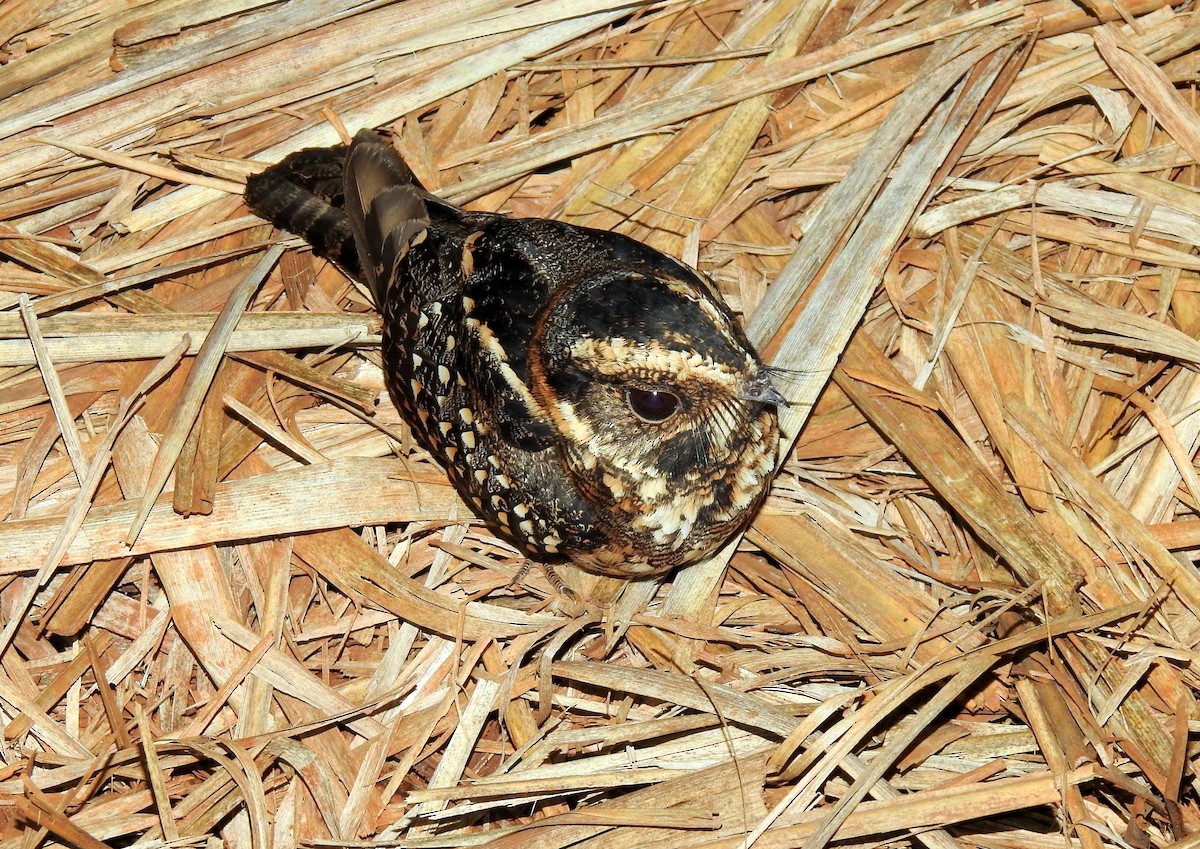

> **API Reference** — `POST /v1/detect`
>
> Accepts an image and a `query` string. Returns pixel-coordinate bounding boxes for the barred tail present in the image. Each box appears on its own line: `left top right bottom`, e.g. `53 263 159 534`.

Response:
244 145 363 279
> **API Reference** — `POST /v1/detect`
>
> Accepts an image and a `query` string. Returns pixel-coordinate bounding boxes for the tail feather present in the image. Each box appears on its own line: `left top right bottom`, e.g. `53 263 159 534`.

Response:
245 131 434 310
244 145 361 276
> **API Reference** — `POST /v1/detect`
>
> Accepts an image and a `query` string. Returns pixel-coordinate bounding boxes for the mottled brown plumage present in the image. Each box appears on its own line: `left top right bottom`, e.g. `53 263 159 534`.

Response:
245 130 782 577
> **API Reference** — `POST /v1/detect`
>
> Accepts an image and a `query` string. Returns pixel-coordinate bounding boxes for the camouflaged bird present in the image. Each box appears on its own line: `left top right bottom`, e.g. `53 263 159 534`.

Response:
245 130 782 577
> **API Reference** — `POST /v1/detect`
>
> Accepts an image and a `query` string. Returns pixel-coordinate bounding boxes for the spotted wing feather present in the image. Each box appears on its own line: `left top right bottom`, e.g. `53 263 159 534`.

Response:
339 142 602 555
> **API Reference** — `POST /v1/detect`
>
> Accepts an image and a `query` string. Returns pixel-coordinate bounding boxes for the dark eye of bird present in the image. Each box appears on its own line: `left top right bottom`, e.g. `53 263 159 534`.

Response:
626 388 681 423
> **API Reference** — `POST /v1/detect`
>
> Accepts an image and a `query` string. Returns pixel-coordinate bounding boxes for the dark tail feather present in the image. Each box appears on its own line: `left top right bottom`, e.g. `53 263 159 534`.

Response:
244 145 362 278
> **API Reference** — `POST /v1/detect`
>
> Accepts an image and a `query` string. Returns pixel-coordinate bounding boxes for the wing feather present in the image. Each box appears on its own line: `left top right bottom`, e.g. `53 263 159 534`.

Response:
342 130 431 308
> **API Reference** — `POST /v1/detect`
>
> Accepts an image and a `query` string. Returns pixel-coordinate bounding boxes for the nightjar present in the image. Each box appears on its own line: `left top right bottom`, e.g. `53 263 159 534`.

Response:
245 130 782 577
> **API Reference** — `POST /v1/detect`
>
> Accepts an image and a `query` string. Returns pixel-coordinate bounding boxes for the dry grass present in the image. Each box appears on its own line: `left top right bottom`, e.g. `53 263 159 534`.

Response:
1 0 1200 847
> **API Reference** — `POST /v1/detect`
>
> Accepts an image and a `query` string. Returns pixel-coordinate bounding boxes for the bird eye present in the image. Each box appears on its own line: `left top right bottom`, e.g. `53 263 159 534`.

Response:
626 388 680 422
